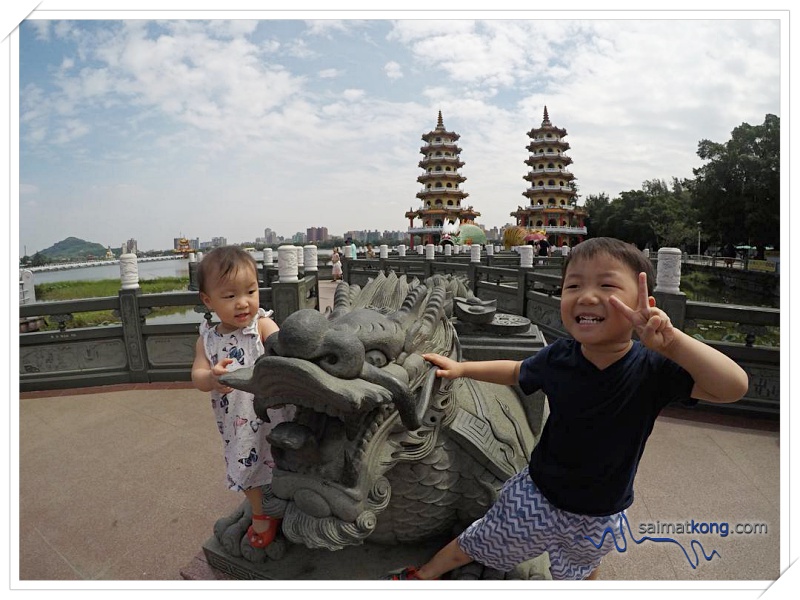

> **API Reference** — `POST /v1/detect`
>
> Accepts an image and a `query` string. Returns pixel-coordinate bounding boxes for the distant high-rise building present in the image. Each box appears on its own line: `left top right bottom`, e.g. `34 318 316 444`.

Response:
292 232 307 244
264 228 279 245
122 238 138 254
306 227 329 243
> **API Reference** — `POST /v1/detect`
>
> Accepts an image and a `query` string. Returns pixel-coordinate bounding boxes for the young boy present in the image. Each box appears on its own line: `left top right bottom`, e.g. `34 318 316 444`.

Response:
386 237 748 580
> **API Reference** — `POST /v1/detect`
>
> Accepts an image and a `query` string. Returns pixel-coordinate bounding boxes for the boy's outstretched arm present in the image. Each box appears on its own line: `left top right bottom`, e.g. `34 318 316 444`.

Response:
422 353 522 386
610 272 749 403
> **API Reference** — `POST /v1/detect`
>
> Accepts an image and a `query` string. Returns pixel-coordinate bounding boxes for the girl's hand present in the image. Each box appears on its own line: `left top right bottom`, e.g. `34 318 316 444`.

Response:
422 353 464 379
609 272 677 352
210 358 234 393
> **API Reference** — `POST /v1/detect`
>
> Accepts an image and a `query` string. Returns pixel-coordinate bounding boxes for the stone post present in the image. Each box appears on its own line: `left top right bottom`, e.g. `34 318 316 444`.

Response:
470 245 481 263
444 244 452 256
425 244 435 260
519 245 534 269
19 269 35 304
418 245 425 256
263 248 273 266
303 245 318 272
653 247 686 330
380 244 389 259
296 246 304 270
118 253 148 382
278 245 299 283
119 253 140 290
486 244 494 256
398 244 406 257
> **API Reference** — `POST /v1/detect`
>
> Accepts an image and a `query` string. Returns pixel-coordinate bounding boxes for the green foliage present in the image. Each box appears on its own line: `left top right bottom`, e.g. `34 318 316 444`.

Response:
689 114 779 248
38 237 119 262
34 277 191 330
580 115 778 252
35 277 189 301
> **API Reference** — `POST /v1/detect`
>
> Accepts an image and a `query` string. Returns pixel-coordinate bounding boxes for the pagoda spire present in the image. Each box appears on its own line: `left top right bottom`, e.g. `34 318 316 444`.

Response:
542 106 551 127
436 110 444 130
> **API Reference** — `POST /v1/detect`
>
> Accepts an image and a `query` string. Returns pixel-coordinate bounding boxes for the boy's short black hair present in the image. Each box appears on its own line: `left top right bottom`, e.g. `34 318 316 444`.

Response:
562 237 656 295
197 246 258 294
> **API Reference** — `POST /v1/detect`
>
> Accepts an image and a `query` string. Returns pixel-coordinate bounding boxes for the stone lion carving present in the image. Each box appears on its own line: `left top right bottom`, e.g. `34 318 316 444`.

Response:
216 272 549 578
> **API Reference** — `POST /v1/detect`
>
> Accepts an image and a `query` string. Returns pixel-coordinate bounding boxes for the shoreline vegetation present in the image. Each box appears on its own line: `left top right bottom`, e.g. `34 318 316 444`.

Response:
30 274 778 347
34 276 192 330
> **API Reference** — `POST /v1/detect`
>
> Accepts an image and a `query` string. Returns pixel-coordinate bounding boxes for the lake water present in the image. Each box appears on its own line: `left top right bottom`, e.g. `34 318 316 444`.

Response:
27 250 334 286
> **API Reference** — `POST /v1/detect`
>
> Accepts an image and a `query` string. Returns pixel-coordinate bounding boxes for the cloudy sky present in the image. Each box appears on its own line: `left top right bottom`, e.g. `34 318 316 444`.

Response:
16 12 782 255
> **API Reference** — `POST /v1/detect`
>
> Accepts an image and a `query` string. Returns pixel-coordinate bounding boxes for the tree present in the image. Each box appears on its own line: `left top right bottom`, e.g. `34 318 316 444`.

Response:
689 114 780 248
31 252 48 267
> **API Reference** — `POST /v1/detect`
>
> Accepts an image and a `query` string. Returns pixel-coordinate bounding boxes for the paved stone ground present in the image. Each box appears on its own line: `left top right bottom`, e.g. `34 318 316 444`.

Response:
17 384 778 582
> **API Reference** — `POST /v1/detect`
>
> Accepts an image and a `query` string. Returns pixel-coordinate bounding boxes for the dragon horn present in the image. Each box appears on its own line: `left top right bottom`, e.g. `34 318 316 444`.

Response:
391 283 428 323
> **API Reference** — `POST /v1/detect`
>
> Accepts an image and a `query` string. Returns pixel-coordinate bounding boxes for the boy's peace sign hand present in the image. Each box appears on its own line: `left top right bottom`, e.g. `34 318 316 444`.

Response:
608 272 676 352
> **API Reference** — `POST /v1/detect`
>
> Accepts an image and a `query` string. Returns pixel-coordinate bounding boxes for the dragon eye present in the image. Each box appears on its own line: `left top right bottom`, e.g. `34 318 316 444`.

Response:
365 349 388 368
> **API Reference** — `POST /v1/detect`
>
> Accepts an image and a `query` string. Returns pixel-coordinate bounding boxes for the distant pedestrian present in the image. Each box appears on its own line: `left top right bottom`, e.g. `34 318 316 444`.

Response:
331 247 342 281
345 238 357 260
722 243 736 268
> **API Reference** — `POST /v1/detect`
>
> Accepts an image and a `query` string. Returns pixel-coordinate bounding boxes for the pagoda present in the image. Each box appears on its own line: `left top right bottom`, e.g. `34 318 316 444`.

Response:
406 111 480 247
510 107 588 247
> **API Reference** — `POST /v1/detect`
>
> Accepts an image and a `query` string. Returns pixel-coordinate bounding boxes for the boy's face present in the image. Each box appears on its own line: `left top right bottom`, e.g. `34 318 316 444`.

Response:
199 264 260 334
560 253 642 347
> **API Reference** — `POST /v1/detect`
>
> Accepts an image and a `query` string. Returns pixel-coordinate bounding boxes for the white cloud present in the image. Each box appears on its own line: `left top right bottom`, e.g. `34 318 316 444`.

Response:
384 61 403 80
318 68 341 78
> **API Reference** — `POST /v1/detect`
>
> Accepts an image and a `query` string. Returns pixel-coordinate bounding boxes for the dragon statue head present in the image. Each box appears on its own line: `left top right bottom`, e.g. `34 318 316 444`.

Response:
222 272 472 550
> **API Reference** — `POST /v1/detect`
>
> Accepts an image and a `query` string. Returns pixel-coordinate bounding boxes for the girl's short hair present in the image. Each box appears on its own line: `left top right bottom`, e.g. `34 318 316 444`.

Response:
197 246 258 294
562 237 656 295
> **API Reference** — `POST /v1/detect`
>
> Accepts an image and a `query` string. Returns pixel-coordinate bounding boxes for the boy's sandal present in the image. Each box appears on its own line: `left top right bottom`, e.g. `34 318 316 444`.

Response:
247 514 280 548
382 566 436 580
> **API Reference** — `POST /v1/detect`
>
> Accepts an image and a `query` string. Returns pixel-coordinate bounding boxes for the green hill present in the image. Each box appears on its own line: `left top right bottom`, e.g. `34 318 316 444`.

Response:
40 237 116 261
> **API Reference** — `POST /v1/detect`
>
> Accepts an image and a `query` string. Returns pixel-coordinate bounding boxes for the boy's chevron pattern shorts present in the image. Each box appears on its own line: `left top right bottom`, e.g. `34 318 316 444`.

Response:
456 467 625 579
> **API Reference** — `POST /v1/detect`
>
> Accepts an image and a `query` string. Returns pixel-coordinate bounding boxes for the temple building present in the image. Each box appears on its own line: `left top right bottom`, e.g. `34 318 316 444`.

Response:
510 107 588 247
406 112 480 247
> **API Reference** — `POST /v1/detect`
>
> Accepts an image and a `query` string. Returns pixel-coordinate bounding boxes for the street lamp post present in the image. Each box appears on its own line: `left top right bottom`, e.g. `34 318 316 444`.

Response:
697 221 702 258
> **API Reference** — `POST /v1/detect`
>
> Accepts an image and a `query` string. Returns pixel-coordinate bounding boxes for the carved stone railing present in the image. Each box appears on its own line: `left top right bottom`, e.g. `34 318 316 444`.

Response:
19 253 318 392
344 248 779 417
20 248 779 416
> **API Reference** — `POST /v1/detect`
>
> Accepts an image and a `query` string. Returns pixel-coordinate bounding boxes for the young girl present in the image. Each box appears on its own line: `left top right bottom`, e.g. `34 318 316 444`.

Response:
191 246 294 548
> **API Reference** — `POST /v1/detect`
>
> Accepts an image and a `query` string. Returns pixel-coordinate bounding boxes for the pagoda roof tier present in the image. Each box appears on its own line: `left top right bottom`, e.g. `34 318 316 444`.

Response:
417 172 467 184
522 188 578 200
420 142 462 155
525 154 573 167
526 140 571 152
511 205 587 215
418 157 465 168
422 130 460 142
526 126 567 138
523 169 574 182
417 186 468 195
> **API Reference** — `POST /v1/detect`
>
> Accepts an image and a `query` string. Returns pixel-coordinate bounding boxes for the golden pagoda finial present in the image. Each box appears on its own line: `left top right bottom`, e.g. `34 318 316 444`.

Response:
542 106 551 126
437 110 444 130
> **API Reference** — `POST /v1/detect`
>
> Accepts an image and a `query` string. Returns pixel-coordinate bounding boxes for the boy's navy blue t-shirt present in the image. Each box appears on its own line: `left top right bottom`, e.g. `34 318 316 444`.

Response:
519 338 695 516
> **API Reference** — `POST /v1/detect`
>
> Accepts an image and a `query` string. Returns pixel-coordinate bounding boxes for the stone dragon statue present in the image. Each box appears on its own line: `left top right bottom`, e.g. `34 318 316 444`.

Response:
215 272 550 578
